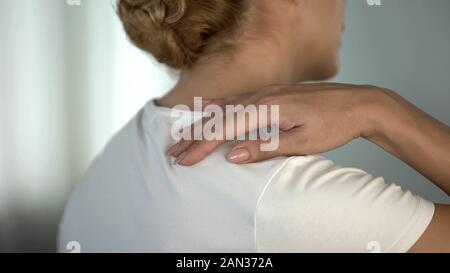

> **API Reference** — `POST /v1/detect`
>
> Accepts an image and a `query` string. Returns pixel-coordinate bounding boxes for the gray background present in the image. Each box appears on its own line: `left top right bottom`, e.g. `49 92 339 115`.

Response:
326 0 450 204
0 0 449 252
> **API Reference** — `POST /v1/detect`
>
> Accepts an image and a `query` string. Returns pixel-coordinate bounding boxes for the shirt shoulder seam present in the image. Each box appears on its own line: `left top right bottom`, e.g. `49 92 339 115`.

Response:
253 156 296 253
385 198 435 252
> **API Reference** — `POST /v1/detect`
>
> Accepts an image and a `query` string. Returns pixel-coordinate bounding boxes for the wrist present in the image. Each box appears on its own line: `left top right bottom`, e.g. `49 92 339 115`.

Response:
355 87 400 141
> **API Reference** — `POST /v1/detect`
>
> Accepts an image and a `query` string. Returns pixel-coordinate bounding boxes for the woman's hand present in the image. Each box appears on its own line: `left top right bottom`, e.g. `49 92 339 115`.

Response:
168 82 450 196
167 82 450 253
167 83 386 165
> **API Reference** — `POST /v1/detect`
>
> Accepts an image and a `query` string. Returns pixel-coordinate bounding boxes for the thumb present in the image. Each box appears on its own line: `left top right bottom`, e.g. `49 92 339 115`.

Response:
227 133 300 164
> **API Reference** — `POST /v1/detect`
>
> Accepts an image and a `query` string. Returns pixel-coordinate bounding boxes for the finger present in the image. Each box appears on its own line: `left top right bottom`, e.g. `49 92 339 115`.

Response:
167 124 198 156
177 139 227 166
171 92 279 164
227 128 306 164
168 139 195 157
175 108 265 164
167 114 212 156
168 109 231 158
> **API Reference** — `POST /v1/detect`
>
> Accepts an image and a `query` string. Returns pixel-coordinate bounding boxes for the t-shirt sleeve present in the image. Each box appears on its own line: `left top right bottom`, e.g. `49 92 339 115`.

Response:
255 156 435 253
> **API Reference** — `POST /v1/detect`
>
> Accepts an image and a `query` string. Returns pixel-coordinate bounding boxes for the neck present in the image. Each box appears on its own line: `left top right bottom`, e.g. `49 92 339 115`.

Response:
156 41 307 109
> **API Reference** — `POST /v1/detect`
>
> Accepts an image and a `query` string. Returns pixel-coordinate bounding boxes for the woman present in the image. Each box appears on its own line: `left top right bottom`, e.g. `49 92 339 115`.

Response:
58 0 449 252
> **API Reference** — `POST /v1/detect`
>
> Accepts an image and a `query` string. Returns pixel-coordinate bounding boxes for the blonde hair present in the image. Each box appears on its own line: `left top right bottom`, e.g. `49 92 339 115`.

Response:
118 0 249 69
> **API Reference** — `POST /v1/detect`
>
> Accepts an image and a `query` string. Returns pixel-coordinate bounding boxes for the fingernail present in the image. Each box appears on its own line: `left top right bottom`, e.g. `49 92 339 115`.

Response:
175 151 187 165
227 149 250 163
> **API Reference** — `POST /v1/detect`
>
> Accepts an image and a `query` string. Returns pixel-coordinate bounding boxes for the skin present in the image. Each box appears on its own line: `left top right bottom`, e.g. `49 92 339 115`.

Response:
157 0 450 252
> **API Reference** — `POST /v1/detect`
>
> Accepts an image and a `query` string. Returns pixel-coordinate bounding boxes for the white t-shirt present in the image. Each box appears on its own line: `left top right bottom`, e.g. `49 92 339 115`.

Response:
58 100 435 253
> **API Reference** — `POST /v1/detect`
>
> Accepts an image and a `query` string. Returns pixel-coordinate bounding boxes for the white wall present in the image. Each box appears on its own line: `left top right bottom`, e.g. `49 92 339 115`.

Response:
0 0 176 252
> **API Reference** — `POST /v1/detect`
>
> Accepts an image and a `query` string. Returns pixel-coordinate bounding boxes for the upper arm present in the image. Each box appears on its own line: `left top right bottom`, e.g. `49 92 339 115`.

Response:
409 204 450 253
255 156 437 253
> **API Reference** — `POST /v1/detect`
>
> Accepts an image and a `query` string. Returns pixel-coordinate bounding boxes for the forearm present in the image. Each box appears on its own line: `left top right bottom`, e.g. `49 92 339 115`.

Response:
362 89 450 195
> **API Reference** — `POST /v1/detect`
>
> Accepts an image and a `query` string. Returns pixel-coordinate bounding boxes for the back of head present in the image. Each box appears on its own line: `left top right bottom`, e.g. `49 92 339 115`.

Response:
117 0 249 69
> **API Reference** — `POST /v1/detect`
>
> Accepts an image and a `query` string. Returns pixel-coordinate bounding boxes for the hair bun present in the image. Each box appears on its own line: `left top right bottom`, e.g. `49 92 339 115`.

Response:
121 0 186 27
164 0 187 25
118 0 247 69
